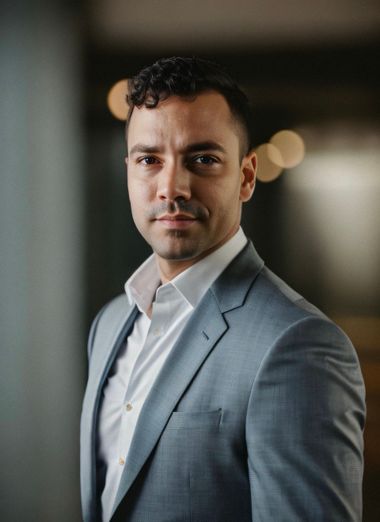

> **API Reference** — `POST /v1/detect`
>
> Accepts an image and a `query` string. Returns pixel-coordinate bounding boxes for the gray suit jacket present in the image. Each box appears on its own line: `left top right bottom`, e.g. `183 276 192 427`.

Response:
80 241 365 521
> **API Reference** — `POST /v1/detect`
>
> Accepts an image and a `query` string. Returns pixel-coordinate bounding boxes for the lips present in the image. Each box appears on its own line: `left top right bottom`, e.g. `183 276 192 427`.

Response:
155 213 197 229
156 213 196 221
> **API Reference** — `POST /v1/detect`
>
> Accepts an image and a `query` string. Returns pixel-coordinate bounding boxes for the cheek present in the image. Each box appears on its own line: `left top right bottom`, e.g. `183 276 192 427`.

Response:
128 177 154 206
201 176 241 209
128 183 148 228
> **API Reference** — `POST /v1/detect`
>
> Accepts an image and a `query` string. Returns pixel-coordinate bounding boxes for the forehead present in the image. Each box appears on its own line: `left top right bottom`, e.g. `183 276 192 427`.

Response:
127 91 239 148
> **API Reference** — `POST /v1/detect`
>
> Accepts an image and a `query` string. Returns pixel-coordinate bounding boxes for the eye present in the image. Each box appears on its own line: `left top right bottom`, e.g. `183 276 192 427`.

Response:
193 155 218 165
138 156 159 165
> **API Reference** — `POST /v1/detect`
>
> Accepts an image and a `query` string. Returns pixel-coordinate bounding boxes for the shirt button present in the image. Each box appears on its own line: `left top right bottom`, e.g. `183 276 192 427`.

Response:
119 457 125 465
125 402 133 412
152 327 162 336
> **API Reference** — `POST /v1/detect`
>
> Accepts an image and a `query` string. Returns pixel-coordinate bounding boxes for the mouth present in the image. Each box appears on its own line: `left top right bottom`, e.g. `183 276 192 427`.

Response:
155 213 198 229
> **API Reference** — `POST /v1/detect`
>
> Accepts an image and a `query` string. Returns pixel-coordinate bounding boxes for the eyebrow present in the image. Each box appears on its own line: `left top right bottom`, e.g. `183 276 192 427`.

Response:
128 140 226 156
129 144 162 156
183 141 226 154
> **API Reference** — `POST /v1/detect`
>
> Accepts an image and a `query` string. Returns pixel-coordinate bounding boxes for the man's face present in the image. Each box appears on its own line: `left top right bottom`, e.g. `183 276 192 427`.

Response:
126 91 256 279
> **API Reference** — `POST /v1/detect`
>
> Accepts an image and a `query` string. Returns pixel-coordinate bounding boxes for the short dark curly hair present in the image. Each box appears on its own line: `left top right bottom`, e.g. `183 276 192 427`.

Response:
126 56 253 157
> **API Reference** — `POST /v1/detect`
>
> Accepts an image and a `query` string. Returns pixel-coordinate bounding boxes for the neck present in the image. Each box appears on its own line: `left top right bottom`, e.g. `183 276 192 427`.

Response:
156 258 199 284
155 228 239 283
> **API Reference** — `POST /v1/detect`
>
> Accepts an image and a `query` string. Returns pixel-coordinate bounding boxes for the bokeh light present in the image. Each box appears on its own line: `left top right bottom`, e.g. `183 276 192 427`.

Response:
107 79 129 120
255 143 284 182
269 130 305 168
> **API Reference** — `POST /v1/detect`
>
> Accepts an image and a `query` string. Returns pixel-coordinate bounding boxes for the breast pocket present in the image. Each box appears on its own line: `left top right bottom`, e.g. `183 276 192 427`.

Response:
166 409 223 430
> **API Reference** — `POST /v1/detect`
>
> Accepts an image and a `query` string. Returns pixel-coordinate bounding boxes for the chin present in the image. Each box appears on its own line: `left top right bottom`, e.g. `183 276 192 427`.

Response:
152 238 202 261
155 247 200 261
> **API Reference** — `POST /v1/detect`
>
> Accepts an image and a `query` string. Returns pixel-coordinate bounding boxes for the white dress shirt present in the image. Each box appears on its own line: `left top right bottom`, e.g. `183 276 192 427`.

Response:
96 228 247 521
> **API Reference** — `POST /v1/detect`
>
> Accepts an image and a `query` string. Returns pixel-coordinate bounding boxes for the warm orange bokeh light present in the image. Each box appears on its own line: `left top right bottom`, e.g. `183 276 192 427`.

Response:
107 79 129 121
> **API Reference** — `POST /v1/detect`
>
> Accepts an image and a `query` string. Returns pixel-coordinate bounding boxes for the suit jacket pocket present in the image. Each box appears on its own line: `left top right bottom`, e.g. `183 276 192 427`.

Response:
166 409 222 430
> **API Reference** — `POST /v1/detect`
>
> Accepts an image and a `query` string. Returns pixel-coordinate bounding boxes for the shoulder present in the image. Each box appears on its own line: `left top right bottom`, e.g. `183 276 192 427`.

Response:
87 294 133 359
214 240 358 361
221 255 362 383
97 293 131 322
216 239 327 328
244 264 343 341
244 266 364 400
252 265 327 318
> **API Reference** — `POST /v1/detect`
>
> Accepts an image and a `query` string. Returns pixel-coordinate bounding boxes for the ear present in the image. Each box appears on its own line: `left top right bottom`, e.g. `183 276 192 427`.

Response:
239 150 257 202
125 156 128 173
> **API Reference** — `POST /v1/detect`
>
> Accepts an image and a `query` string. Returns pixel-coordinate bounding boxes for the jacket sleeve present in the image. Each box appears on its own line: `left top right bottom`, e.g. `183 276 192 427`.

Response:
246 316 366 521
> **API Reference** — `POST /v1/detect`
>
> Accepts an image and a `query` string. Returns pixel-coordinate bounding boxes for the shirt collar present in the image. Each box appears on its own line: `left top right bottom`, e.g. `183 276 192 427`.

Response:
125 227 247 313
125 254 160 313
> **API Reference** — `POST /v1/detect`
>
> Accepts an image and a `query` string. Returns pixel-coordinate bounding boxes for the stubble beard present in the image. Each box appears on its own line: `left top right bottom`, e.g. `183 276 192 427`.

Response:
152 228 205 261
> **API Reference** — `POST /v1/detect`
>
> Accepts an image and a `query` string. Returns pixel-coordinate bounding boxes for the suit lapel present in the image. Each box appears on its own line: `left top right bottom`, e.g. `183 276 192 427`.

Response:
112 241 264 514
81 297 138 520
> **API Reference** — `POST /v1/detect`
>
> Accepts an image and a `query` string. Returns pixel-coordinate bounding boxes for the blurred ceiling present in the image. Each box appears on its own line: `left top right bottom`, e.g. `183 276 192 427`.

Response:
89 0 380 49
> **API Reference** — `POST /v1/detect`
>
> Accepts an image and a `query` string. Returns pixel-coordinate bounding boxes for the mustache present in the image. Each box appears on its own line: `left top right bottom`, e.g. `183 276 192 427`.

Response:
148 200 208 220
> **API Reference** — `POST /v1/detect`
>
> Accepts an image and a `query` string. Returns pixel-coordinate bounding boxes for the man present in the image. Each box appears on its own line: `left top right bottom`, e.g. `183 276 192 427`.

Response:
81 57 365 522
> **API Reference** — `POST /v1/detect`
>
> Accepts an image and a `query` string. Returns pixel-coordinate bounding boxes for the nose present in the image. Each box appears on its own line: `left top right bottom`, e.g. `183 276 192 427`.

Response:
156 161 191 202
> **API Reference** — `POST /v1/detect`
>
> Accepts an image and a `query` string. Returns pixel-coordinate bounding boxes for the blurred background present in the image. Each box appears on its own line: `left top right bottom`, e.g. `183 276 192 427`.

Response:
1 0 379 520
